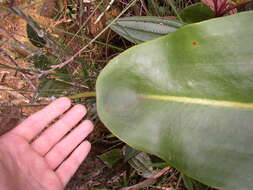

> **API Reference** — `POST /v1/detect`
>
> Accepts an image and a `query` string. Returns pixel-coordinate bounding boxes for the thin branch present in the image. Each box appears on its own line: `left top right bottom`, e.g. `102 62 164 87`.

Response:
0 104 48 108
0 63 34 73
67 91 96 99
140 0 149 15
121 167 171 190
54 78 89 89
95 0 115 24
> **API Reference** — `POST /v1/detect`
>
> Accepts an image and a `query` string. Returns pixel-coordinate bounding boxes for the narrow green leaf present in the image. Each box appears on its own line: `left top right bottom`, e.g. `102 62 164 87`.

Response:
26 24 46 48
39 79 70 97
182 174 194 190
179 3 214 23
31 55 51 70
98 149 122 166
109 17 183 44
97 11 253 190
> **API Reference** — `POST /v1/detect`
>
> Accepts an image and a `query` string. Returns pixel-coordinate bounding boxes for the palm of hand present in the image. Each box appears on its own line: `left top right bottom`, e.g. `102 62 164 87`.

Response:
0 98 93 190
0 133 63 190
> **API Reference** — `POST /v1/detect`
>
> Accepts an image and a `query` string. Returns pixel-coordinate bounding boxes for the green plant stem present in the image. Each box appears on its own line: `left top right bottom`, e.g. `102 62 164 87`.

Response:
0 64 36 73
68 92 96 99
0 104 48 108
38 22 124 51
165 0 183 22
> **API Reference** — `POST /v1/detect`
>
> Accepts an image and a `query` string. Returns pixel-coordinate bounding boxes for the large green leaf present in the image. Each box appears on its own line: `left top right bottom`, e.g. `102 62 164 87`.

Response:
109 17 183 44
96 11 253 189
179 3 214 23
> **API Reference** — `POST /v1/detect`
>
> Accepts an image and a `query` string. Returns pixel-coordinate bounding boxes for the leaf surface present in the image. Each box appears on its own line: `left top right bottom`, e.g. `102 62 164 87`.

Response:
97 11 253 189
109 17 183 44
179 3 214 23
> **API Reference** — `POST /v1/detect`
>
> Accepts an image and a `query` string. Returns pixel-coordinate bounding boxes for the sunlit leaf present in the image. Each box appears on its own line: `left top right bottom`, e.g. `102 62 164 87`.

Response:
97 11 253 189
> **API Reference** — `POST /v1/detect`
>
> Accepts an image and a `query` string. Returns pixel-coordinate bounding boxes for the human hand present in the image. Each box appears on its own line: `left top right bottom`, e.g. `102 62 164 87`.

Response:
0 97 93 190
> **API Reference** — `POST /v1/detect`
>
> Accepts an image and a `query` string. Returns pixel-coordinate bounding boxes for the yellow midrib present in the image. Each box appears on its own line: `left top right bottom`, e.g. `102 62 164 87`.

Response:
140 94 253 109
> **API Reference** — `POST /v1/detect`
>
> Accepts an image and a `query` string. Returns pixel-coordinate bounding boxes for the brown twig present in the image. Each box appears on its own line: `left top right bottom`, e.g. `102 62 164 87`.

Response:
121 166 171 190
95 0 115 24
140 0 149 15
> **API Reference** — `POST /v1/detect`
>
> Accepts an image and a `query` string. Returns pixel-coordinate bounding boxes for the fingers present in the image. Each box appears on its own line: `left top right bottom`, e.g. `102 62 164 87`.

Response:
11 97 71 141
45 120 93 170
55 141 91 187
31 104 87 155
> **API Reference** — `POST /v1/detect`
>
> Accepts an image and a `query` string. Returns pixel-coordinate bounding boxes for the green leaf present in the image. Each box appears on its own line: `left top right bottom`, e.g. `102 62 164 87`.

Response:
32 54 72 82
182 174 210 190
98 149 122 166
182 174 194 190
31 54 59 70
151 162 169 169
39 79 70 97
179 3 214 23
26 24 46 48
109 17 183 44
96 11 253 190
32 54 50 70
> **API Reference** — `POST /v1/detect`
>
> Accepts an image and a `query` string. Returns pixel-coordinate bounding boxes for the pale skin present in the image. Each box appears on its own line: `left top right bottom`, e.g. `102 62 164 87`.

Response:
0 97 94 190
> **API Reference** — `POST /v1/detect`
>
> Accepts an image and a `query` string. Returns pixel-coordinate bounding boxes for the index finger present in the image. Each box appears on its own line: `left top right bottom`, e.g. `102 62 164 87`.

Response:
11 97 71 141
